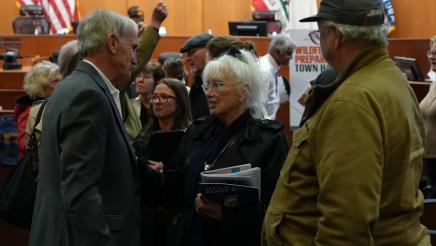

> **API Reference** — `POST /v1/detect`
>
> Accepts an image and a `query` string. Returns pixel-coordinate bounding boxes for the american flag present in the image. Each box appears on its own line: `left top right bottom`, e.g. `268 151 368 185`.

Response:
16 0 80 34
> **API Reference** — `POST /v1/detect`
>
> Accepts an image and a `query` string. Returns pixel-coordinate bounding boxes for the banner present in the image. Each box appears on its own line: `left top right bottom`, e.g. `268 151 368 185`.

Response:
17 0 80 34
287 0 318 30
287 29 327 128
379 0 395 33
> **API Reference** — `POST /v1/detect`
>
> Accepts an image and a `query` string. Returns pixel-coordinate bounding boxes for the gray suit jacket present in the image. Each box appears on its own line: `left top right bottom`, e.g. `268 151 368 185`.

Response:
30 61 140 246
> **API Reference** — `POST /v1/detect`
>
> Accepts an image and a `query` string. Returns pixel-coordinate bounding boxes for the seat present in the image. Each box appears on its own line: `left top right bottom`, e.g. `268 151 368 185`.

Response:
421 199 436 244
12 16 50 34
158 52 182 65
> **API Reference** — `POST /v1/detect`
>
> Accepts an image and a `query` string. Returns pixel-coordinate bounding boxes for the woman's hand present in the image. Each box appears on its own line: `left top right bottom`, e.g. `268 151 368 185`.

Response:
148 160 164 173
195 193 223 221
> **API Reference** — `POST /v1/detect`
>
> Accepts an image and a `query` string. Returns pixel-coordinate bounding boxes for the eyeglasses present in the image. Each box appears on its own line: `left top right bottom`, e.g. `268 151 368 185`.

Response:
202 79 242 93
202 79 225 92
202 79 241 93
308 30 320 45
427 50 436 58
149 93 176 103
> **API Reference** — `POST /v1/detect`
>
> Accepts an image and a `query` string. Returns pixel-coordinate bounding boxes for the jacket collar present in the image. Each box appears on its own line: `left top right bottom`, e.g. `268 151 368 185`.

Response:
301 46 389 125
191 112 258 143
75 61 136 163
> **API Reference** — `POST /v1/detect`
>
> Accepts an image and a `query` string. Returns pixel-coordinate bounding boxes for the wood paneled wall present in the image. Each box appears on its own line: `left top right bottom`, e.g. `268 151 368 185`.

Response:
0 0 435 38
388 1 436 39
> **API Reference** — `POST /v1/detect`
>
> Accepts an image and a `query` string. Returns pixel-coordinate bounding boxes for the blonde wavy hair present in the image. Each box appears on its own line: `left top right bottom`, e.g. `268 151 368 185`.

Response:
23 61 59 98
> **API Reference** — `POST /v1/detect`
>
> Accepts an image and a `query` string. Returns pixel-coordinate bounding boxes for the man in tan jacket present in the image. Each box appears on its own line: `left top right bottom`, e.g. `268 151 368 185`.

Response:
262 0 430 245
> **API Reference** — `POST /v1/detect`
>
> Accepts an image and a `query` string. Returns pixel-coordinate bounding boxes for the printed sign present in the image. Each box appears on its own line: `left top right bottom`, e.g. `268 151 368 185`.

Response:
288 29 328 128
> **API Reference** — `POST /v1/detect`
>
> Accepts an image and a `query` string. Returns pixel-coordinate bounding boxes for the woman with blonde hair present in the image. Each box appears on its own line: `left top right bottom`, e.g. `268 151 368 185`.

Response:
14 61 62 157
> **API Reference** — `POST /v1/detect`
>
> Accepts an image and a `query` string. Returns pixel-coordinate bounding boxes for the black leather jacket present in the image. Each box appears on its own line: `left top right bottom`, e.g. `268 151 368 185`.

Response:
164 113 289 246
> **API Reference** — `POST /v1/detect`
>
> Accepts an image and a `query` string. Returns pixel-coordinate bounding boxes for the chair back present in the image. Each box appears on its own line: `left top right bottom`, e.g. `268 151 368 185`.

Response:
12 16 50 34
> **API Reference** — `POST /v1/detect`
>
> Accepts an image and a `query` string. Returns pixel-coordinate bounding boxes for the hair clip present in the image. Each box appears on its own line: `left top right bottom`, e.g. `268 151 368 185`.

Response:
226 46 241 57
226 46 246 63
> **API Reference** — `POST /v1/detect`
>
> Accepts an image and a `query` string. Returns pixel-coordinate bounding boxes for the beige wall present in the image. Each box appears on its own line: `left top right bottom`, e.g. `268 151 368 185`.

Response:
1 0 435 38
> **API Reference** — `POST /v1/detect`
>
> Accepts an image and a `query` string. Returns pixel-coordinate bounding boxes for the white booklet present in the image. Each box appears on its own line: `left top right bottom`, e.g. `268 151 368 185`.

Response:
199 164 261 207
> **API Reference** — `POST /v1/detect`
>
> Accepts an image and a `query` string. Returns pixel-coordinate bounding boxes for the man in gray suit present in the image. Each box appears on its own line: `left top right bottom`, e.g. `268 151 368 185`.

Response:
30 10 141 246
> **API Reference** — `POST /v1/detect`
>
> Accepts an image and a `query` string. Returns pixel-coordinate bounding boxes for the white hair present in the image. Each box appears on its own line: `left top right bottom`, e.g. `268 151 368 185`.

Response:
268 33 296 54
203 49 267 119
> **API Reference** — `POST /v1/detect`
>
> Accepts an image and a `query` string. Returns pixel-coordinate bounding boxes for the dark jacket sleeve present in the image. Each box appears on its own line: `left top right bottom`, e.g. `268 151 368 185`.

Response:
219 126 289 244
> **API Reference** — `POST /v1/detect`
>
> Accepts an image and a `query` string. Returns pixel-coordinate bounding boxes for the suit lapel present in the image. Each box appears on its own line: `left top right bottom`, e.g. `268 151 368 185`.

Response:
76 62 137 164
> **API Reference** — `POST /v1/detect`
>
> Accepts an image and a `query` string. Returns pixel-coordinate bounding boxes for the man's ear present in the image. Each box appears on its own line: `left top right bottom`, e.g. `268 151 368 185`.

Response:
107 33 119 55
332 26 343 49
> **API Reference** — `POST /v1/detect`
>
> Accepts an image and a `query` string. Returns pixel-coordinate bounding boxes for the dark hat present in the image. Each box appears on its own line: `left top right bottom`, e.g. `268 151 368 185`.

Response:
180 33 214 53
300 0 384 26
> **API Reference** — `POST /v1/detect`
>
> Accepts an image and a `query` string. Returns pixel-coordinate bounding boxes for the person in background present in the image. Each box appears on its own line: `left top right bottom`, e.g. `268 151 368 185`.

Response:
131 62 165 127
180 33 214 119
259 33 296 120
29 10 141 245
162 57 189 91
26 42 83 171
262 0 430 244
419 35 436 198
426 35 436 81
158 48 288 246
132 78 191 246
57 40 81 78
14 61 62 158
121 1 168 139
163 57 187 82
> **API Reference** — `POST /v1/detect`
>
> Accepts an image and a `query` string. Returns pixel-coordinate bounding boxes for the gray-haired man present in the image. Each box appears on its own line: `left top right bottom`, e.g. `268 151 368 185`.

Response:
259 33 296 120
30 10 141 246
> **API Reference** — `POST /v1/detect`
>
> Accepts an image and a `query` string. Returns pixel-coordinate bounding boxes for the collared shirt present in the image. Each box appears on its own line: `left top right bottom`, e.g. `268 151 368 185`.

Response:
259 53 286 120
83 59 122 116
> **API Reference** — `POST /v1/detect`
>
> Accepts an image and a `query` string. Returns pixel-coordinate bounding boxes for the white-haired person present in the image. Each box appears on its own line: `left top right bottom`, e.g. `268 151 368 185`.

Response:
153 47 289 246
259 33 296 120
14 61 62 158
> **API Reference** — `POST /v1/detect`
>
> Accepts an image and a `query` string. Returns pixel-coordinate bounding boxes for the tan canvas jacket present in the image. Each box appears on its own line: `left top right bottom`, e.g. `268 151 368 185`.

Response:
262 47 430 245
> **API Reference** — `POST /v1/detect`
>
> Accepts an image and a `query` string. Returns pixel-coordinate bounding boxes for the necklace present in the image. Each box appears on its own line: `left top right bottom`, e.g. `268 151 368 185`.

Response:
204 136 237 171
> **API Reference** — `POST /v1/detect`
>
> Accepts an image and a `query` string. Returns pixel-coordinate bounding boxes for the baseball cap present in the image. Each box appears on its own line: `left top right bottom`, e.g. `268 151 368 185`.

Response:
180 33 214 53
300 0 384 26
